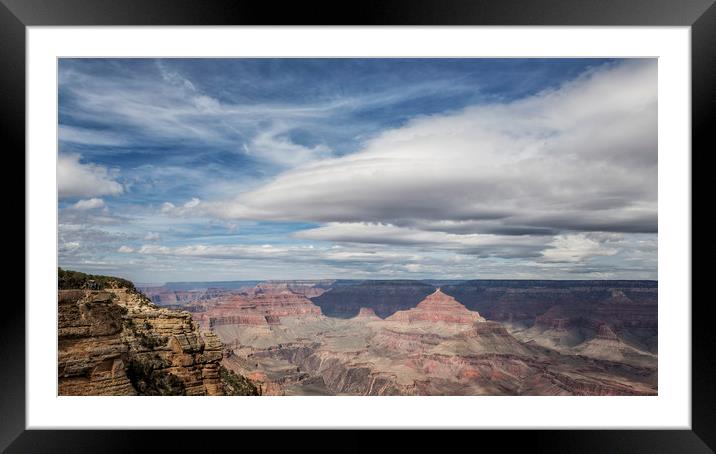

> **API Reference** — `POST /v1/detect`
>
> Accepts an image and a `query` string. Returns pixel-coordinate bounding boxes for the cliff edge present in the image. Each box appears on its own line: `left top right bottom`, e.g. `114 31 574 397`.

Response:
57 269 257 396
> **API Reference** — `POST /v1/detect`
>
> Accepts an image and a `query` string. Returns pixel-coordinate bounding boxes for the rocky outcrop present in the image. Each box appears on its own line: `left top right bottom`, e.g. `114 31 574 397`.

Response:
311 280 436 318
140 286 234 308
442 281 657 333
58 290 136 396
58 288 224 396
244 286 323 317
534 306 578 331
386 289 485 324
308 280 656 324
208 314 272 327
596 323 619 340
197 285 322 328
249 343 409 396
573 324 657 368
352 307 381 321
255 281 332 298
244 334 655 396
470 321 512 337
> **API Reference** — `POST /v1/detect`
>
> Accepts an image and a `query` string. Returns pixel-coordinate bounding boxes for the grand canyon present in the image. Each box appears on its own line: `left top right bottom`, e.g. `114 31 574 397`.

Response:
59 269 657 396
56 58 659 398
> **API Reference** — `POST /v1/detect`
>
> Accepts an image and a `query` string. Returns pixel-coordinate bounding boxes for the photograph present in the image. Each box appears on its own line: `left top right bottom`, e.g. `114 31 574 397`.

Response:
56 57 658 397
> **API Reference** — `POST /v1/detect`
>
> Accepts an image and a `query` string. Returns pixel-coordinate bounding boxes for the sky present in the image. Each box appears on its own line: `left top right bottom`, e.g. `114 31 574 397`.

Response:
57 58 657 283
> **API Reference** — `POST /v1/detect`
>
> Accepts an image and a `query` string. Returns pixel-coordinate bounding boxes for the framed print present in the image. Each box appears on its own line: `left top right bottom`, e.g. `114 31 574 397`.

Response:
6 0 712 452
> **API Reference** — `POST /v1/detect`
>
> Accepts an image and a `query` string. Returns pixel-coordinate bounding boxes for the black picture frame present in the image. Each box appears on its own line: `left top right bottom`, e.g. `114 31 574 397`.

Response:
5 0 711 452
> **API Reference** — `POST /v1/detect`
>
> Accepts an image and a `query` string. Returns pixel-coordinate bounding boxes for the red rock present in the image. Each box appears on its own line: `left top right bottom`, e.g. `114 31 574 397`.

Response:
255 281 329 298
198 284 322 327
534 306 576 331
353 307 382 320
596 323 619 340
386 288 485 324
471 321 511 336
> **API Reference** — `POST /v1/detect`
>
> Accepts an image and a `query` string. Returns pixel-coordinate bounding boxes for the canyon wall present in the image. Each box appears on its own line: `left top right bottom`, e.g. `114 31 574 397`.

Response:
58 287 225 396
311 280 437 318
312 280 656 322
311 280 657 352
196 286 323 329
216 287 657 396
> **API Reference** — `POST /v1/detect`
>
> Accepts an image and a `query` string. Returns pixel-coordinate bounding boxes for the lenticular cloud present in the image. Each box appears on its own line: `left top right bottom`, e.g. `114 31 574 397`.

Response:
207 60 657 238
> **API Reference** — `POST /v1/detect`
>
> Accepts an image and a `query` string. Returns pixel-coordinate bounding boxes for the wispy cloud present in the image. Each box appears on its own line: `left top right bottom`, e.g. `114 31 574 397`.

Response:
192 60 657 239
57 58 657 281
59 125 130 147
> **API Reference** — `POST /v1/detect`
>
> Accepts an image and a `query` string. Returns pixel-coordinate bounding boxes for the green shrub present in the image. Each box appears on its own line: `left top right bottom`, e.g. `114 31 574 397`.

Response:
135 330 168 350
126 356 186 396
124 317 167 349
219 365 260 396
58 267 136 291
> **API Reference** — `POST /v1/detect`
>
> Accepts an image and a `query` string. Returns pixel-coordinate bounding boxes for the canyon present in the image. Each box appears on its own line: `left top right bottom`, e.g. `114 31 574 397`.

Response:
138 279 657 396
57 269 258 396
58 273 658 396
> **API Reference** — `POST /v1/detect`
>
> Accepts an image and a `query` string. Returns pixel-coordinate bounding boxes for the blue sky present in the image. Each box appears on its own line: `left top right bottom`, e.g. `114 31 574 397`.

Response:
57 58 657 283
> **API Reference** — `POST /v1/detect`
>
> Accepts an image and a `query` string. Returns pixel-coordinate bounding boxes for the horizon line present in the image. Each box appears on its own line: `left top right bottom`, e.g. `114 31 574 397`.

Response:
135 277 659 286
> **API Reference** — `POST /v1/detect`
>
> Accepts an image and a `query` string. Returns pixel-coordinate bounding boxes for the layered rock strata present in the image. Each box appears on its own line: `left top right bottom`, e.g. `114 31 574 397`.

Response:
197 285 322 328
58 288 223 396
215 287 656 396
352 307 382 321
386 289 485 324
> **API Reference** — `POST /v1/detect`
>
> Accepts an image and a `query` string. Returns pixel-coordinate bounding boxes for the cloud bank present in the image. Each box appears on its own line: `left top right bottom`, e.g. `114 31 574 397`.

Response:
200 60 656 244
57 58 657 281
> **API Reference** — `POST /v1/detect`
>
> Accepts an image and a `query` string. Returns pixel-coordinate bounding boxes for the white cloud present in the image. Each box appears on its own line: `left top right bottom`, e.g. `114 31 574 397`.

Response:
540 233 619 263
295 222 547 258
133 242 423 266
246 125 332 167
137 243 310 260
59 61 475 169
57 60 658 281
200 60 656 238
71 198 105 210
60 241 81 252
160 202 176 214
159 198 201 216
144 232 161 241
116 234 652 280
58 153 123 199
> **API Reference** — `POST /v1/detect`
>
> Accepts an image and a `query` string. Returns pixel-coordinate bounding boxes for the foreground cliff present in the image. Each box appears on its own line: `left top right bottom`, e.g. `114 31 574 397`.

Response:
57 269 257 396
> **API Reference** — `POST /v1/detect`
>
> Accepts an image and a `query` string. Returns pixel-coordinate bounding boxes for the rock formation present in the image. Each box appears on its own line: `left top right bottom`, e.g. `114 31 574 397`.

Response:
58 290 136 395
139 286 234 308
255 281 331 298
311 280 436 318
213 283 657 396
61 275 656 396
442 280 657 335
196 284 322 328
352 307 382 321
386 289 485 324
58 287 225 396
